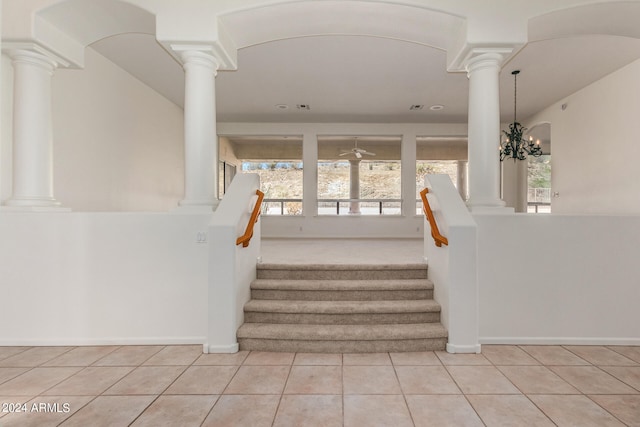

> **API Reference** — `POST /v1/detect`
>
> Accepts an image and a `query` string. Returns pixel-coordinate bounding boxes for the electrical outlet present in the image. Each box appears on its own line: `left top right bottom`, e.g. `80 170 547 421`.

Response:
196 232 207 243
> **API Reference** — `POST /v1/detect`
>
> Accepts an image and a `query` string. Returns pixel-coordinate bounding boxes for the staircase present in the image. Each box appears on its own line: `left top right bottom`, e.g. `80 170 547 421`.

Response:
237 263 447 353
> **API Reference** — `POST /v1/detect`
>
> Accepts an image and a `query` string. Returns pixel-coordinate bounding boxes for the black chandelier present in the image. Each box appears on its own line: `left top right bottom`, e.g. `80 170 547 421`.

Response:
500 70 543 161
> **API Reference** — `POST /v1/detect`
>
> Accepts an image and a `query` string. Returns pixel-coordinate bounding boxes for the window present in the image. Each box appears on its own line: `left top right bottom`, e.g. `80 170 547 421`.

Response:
317 136 401 215
527 155 551 213
242 161 303 215
227 135 303 215
415 160 460 214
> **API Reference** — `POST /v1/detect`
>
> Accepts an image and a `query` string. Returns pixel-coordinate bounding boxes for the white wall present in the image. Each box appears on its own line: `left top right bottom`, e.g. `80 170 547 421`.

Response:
475 213 640 345
0 212 211 345
527 57 640 214
424 174 479 353
1 47 185 211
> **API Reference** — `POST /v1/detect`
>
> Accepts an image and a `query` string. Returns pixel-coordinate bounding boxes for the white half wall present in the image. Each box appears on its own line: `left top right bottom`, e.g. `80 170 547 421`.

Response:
527 57 640 215
0 212 211 345
475 213 640 345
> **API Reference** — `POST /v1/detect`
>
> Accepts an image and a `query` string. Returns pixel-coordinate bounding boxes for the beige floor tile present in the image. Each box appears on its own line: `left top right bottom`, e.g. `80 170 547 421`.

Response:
520 345 589 365
104 366 186 395
498 365 580 394
0 367 81 396
195 351 249 366
343 365 402 394
564 345 638 366
0 348 30 362
0 347 73 367
482 345 540 365
395 366 461 394
293 353 342 366
0 368 29 385
343 352 391 365
0 395 93 427
435 351 491 366
530 394 626 427
446 366 520 394
164 366 238 394
202 395 280 427
406 395 484 427
131 395 218 427
549 366 638 394
600 366 640 391
43 346 118 367
390 351 441 365
609 346 640 363
589 394 640 427
273 395 342 427
224 365 290 394
344 395 413 427
243 351 295 365
468 394 555 426
143 345 202 365
284 366 342 394
42 366 133 395
93 345 164 366
59 395 156 427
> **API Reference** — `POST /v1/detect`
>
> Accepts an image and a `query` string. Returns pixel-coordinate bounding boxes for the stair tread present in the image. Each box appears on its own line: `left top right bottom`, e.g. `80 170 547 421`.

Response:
237 323 447 340
257 263 427 271
251 279 433 291
244 299 440 314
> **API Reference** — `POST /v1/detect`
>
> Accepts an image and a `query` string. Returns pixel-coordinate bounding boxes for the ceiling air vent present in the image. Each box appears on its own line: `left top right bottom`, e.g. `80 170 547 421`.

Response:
410 104 424 110
296 104 311 110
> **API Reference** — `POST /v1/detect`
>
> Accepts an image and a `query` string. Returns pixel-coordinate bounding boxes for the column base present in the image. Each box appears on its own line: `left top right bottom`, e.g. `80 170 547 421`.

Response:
2 198 69 212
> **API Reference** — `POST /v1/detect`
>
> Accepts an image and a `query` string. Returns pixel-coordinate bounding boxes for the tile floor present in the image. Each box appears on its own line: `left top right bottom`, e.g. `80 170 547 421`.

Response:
0 345 639 426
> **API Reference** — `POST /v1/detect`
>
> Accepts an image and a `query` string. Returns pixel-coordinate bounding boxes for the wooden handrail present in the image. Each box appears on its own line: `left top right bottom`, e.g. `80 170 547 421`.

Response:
236 189 264 248
420 188 448 247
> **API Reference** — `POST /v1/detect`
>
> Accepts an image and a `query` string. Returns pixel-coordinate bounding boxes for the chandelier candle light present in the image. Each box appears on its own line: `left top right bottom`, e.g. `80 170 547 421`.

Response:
500 70 543 161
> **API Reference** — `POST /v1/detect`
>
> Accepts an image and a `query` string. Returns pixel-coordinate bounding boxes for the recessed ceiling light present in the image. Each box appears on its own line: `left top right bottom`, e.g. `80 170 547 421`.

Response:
275 104 288 110
296 104 311 110
430 104 445 111
410 104 424 110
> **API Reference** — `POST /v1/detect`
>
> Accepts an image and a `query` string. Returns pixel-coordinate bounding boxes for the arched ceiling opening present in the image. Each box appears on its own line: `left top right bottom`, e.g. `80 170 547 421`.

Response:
26 0 640 124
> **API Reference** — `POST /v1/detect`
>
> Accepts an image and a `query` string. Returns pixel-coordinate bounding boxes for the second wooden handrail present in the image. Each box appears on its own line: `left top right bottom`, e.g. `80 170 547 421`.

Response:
420 188 448 247
236 189 264 248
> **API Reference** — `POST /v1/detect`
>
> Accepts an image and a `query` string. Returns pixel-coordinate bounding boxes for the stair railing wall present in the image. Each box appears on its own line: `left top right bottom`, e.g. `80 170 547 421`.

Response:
207 173 262 353
423 174 479 353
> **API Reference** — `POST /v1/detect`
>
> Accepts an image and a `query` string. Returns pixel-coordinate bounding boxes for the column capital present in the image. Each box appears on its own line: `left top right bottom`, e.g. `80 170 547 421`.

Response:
6 48 59 75
3 41 70 69
171 46 222 74
448 46 515 73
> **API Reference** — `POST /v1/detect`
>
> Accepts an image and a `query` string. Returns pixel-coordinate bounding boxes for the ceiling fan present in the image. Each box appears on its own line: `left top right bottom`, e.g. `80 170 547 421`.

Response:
339 137 376 159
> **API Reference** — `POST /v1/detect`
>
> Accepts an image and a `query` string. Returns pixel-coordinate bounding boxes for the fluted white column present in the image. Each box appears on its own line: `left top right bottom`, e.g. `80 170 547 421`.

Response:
465 53 508 211
178 50 220 210
4 50 61 208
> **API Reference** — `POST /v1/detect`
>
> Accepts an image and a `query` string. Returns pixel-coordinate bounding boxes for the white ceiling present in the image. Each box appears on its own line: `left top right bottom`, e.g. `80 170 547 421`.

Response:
91 31 640 124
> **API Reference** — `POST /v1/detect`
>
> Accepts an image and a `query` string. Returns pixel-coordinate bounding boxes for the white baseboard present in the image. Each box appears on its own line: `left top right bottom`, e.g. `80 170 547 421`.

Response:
446 343 482 354
204 343 239 354
0 337 206 346
480 337 640 346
